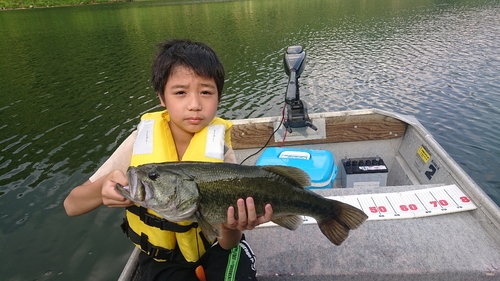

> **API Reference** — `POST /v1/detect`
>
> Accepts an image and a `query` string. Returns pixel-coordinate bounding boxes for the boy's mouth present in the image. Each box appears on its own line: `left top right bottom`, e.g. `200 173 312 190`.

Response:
186 117 203 125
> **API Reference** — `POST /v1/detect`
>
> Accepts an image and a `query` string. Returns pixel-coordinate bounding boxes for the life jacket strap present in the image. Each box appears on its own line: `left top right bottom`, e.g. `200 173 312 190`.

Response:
126 205 198 232
121 218 177 261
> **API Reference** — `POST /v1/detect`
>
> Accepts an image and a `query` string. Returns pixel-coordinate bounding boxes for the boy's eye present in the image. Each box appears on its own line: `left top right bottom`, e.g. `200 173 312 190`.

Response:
201 91 212 95
174 91 186 95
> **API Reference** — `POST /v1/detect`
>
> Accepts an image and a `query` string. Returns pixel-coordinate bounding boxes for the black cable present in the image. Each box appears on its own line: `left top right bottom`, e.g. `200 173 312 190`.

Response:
239 104 286 165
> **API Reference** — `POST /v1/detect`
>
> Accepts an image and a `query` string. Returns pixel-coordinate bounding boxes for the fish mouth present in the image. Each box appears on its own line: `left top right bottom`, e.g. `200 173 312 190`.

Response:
128 167 138 198
115 183 133 201
115 167 141 201
126 167 154 202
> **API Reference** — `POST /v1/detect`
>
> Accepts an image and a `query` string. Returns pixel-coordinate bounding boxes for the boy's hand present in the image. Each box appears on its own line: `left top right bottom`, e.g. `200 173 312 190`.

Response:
224 197 273 231
101 170 133 208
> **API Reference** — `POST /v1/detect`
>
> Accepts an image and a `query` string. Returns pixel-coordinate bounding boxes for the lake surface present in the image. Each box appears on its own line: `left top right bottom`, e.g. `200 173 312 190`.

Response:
1 0 499 280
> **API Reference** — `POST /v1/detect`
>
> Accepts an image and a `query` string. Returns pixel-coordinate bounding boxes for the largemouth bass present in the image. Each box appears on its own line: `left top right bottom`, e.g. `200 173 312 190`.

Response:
115 162 368 246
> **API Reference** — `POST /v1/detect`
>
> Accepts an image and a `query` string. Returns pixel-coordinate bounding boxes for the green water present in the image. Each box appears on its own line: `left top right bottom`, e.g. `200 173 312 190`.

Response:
1 0 499 280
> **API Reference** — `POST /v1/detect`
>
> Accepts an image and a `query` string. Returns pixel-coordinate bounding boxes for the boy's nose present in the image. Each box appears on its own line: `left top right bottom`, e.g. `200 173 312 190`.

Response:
187 94 202 111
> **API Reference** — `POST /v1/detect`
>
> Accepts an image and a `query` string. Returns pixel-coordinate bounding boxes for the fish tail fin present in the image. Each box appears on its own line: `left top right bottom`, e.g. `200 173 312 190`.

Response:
318 201 368 246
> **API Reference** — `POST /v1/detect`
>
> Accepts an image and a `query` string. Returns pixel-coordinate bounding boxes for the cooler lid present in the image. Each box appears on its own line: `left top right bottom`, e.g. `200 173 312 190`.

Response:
256 147 336 185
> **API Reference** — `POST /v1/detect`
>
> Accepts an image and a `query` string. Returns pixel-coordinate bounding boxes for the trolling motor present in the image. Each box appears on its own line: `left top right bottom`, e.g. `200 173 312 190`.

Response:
283 46 317 133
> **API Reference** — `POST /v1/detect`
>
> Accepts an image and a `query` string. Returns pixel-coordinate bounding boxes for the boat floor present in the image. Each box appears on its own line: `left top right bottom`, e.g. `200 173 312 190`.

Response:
245 184 500 280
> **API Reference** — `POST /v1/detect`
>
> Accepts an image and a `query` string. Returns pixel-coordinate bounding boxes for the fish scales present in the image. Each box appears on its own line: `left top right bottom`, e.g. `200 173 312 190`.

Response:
178 162 332 222
195 174 334 223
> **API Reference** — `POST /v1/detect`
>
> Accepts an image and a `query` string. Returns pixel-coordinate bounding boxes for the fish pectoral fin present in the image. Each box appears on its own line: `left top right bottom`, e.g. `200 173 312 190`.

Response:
195 211 221 241
271 215 303 230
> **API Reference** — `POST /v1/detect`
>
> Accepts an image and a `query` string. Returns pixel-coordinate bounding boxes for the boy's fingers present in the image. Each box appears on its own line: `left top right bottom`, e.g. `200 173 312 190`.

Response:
226 198 272 230
225 206 237 228
110 170 128 186
262 204 273 222
107 200 133 208
245 197 257 229
237 198 247 227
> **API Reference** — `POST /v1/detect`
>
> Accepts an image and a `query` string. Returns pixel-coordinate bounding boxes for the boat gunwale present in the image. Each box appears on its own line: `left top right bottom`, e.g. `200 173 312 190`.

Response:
230 108 408 149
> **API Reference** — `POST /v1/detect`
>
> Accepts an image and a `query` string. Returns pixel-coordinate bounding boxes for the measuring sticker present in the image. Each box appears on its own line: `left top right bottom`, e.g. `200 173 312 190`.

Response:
258 184 476 228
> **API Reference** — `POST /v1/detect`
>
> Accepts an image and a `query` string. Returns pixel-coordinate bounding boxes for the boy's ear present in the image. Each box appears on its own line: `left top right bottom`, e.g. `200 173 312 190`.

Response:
157 92 166 107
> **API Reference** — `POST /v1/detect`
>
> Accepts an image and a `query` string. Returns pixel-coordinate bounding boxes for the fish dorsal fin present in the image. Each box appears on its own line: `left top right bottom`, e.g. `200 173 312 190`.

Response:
261 165 311 187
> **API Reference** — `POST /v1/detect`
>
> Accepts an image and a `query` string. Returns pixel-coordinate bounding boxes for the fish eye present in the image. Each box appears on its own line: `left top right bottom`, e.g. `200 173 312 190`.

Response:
148 171 159 181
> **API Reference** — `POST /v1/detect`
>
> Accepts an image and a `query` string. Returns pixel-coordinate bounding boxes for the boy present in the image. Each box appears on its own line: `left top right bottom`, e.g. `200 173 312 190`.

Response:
64 39 273 281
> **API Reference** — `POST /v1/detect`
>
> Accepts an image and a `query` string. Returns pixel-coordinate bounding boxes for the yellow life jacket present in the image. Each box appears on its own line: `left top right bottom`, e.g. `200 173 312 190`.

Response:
123 110 232 262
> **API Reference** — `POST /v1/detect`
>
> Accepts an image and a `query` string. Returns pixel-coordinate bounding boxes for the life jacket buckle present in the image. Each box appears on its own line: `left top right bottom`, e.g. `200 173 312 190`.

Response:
140 232 176 261
143 212 163 226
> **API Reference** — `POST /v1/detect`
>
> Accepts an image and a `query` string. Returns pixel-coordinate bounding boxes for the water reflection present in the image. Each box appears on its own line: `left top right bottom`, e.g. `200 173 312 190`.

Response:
0 0 499 280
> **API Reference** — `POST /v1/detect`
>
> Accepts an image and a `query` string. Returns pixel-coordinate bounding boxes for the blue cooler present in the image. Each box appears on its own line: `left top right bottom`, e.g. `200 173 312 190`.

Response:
255 147 337 189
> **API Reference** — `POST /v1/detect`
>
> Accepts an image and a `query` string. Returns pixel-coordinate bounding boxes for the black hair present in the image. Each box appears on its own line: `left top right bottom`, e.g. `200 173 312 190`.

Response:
151 39 225 102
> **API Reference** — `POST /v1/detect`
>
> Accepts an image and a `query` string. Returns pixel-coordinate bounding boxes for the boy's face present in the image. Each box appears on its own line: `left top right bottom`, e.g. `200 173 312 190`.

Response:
159 65 219 136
